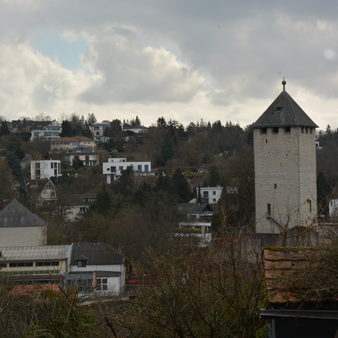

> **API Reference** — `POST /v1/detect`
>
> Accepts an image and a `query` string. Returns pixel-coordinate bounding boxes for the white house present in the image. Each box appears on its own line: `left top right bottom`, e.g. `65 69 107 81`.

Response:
30 120 62 141
62 192 97 222
89 121 110 143
103 158 152 183
66 242 125 296
37 179 57 203
31 160 61 180
200 186 223 204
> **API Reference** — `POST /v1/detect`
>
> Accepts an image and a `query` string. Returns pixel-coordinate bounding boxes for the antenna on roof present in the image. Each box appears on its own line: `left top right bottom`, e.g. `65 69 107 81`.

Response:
282 77 287 91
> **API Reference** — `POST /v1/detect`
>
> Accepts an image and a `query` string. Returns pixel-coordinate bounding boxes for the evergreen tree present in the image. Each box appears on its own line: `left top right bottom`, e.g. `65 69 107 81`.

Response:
60 120 72 137
172 169 192 202
0 121 10 136
86 113 97 125
161 133 175 164
208 166 221 186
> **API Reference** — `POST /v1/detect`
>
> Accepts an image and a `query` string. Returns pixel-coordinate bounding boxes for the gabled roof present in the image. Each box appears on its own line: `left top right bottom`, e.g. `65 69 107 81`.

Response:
178 203 213 215
253 90 318 129
0 199 47 227
71 242 124 266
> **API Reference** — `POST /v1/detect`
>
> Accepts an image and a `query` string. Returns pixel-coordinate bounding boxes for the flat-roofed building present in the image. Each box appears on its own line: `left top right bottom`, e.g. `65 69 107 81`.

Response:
31 160 61 180
102 158 152 183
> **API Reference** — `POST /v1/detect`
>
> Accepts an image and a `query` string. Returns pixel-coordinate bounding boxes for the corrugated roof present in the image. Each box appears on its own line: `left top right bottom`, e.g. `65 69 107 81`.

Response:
253 91 318 128
0 245 70 261
71 242 124 266
0 199 47 227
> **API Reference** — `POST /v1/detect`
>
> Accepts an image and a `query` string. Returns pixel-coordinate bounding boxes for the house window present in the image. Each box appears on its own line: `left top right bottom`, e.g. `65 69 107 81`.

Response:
137 164 142 172
285 127 291 133
267 204 271 216
9 262 33 267
77 260 87 268
273 127 279 134
50 162 54 169
260 128 267 134
203 191 209 198
79 207 88 213
96 278 108 291
144 165 149 172
111 166 116 173
213 198 216 203
213 191 216 195
0 263 7 268
36 261 59 267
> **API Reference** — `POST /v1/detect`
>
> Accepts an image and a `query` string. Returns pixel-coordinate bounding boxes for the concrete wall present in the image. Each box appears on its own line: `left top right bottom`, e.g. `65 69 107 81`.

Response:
254 127 317 233
0 226 47 246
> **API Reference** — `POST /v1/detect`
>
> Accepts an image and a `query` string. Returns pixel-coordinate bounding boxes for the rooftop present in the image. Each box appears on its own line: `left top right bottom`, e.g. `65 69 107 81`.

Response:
0 245 70 261
0 199 47 228
52 136 94 143
71 242 124 266
253 82 318 129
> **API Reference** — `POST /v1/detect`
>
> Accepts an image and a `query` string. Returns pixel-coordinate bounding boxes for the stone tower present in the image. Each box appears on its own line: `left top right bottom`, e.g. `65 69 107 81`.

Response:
253 80 318 233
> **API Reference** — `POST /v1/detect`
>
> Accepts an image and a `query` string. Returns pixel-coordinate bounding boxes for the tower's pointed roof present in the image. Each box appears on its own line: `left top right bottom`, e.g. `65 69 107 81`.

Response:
0 199 47 227
253 82 318 129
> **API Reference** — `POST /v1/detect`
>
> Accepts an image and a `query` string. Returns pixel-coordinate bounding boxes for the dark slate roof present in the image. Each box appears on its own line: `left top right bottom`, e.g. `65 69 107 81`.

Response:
177 203 213 215
71 242 124 266
253 91 318 128
0 199 47 227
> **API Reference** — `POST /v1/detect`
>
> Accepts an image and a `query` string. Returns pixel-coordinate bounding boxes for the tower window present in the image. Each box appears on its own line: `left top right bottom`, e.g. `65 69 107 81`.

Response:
267 204 271 216
309 199 312 212
285 127 291 133
265 139 268 143
276 106 282 112
274 184 277 189
310 128 313 134
273 127 279 134
301 127 304 133
260 128 267 134
305 127 309 134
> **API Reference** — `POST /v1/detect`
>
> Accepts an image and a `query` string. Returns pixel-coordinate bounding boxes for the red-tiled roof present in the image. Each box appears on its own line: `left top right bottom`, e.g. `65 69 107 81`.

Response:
263 247 338 304
52 136 94 143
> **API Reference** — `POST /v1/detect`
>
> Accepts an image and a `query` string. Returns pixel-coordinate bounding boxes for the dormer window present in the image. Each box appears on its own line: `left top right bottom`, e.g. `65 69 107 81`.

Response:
76 255 88 268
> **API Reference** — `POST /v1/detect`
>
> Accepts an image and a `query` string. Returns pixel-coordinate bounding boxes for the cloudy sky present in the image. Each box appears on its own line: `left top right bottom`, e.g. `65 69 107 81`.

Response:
1 0 338 128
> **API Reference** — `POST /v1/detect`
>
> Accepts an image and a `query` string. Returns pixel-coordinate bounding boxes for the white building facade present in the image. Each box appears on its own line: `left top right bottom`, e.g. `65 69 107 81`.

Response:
253 80 318 234
103 158 152 183
200 186 223 204
30 121 62 141
31 160 61 180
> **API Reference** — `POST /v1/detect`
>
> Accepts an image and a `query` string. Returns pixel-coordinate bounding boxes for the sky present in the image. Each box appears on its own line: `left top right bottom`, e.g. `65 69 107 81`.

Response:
0 0 338 129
